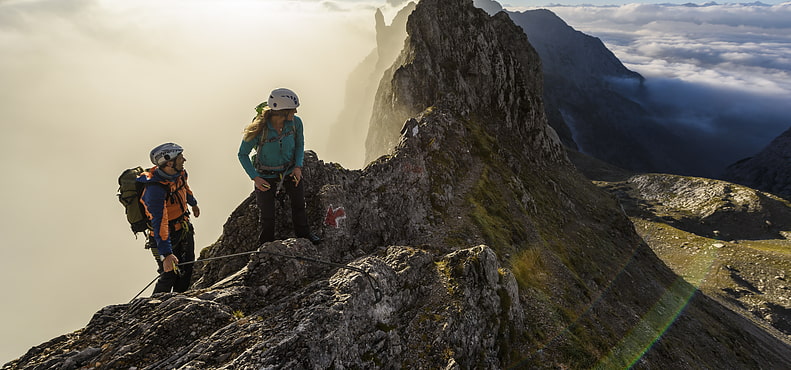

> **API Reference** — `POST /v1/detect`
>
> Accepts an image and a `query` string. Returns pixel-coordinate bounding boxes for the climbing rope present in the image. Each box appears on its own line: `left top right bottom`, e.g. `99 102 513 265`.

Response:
128 245 383 303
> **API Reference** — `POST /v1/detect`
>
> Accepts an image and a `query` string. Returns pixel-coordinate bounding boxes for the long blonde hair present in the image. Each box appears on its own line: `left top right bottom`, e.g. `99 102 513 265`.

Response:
243 107 295 141
243 108 272 142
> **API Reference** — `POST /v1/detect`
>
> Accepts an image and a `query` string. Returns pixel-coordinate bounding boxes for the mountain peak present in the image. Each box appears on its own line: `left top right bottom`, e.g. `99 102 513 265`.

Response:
365 0 565 166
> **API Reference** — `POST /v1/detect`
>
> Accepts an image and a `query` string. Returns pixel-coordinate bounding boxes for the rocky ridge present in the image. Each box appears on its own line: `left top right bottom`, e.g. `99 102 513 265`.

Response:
4 0 791 369
365 0 555 165
334 1 721 177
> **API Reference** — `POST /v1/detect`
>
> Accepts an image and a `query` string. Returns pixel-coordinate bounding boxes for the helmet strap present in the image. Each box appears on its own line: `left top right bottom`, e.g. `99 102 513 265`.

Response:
161 161 178 175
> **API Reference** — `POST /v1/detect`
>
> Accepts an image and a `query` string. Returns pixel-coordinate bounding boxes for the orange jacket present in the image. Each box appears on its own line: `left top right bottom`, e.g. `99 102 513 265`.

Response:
137 167 197 256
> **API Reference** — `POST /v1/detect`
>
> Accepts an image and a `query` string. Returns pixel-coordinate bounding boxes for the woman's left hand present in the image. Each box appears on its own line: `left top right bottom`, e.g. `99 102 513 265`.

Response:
292 167 302 186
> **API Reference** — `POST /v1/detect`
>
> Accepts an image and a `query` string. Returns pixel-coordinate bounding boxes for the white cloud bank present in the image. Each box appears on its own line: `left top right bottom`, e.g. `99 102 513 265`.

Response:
544 2 791 90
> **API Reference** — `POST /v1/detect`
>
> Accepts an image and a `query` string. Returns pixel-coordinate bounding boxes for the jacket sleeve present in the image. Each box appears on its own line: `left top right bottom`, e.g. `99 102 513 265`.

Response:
186 189 197 207
182 171 198 207
294 117 305 168
141 184 173 256
238 137 260 180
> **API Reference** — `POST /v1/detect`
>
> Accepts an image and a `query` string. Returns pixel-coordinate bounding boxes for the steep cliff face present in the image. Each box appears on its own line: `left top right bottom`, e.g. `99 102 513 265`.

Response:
323 3 416 169
365 0 557 165
507 9 706 175
723 126 791 200
5 0 791 369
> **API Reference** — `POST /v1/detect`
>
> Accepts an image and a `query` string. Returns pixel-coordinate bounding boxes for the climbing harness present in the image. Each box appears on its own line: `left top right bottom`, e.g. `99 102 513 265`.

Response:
252 120 296 175
128 246 383 303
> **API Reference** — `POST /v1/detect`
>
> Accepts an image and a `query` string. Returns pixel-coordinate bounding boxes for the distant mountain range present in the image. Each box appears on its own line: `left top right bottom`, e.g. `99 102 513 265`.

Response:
509 8 734 177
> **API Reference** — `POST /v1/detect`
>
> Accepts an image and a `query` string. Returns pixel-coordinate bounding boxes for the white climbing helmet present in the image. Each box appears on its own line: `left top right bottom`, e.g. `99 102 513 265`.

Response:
267 88 300 110
150 142 184 166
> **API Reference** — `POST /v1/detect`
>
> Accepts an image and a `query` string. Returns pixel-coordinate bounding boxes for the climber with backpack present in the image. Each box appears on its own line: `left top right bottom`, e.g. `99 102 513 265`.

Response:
238 87 321 245
137 142 201 293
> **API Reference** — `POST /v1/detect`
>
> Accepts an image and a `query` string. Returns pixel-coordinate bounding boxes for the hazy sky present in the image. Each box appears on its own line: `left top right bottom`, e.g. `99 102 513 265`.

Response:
2 0 790 364
0 0 381 363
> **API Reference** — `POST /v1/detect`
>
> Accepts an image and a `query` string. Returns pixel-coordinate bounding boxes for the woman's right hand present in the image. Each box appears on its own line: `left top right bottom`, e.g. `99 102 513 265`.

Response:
254 177 271 191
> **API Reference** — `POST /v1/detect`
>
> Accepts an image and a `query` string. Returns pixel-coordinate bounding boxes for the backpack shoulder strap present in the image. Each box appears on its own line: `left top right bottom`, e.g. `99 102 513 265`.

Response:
255 123 270 154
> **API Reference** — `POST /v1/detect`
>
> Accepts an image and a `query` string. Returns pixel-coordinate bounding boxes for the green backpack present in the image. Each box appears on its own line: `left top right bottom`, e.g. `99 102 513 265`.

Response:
117 166 149 236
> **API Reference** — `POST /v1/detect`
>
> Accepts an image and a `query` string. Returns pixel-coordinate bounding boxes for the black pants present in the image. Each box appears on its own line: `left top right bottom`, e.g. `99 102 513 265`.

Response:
148 226 195 293
256 175 310 244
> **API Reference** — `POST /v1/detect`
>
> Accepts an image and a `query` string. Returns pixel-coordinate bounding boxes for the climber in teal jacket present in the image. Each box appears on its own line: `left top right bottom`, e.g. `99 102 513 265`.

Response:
238 114 305 180
237 88 321 245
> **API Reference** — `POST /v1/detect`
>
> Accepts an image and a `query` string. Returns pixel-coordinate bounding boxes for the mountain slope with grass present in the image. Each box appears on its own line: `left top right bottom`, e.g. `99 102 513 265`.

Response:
594 171 791 340
4 1 790 368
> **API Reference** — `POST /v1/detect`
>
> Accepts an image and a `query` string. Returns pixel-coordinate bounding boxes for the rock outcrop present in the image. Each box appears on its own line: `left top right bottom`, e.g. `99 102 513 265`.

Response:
5 0 790 369
595 172 791 339
365 0 557 165
600 173 791 241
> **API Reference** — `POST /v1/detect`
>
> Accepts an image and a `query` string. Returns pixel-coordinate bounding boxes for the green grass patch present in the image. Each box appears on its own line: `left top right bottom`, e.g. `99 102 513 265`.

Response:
594 277 697 369
467 167 530 254
738 239 791 254
435 260 458 296
510 248 545 290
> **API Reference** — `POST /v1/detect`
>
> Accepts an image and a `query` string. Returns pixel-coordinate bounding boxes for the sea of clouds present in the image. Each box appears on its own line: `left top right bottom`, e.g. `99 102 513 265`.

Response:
508 2 791 172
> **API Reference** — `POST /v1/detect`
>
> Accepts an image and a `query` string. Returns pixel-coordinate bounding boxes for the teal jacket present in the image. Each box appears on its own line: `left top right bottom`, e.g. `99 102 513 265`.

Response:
238 116 305 179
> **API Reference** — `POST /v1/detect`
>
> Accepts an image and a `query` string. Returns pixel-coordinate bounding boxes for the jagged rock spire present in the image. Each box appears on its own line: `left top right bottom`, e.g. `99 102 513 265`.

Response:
366 0 565 166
